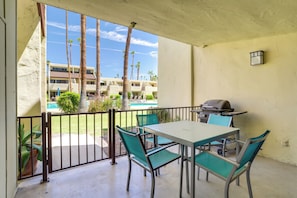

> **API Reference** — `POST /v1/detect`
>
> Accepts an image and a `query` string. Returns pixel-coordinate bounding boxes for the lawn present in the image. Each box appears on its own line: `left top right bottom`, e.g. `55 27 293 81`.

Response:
50 110 148 136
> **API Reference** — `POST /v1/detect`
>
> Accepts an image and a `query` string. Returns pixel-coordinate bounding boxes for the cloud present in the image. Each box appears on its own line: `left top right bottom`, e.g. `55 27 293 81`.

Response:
150 51 158 58
48 21 158 48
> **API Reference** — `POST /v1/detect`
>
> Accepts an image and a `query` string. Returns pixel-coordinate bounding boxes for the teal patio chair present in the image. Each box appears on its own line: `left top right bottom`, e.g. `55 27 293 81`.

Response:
116 126 180 198
136 114 174 146
197 114 233 180
193 130 270 198
137 114 179 176
206 114 233 156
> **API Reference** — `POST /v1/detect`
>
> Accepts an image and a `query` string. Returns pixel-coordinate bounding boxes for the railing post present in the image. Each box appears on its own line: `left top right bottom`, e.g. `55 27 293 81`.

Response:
41 112 49 182
47 112 52 173
109 109 116 165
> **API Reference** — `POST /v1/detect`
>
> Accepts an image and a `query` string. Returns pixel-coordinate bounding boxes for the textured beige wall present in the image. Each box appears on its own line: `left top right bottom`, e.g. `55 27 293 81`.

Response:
17 0 40 60
160 33 297 165
17 24 42 116
158 37 192 107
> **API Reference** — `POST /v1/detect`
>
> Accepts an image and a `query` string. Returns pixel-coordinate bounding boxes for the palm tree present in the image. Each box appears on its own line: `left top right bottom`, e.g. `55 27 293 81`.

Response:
79 14 87 112
122 22 136 110
68 39 74 87
130 51 135 80
147 70 158 81
66 11 72 91
95 19 101 100
135 61 141 80
148 70 154 81
77 37 81 93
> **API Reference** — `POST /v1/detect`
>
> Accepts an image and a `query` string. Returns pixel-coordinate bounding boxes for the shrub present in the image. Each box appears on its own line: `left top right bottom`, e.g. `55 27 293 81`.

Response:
128 92 131 99
114 98 122 109
88 100 101 112
100 99 114 111
57 92 80 113
88 98 122 112
146 94 154 100
110 94 121 100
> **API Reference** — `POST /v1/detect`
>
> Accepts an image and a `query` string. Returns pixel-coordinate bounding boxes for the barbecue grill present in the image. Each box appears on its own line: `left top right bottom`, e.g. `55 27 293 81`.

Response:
192 99 248 155
195 99 234 123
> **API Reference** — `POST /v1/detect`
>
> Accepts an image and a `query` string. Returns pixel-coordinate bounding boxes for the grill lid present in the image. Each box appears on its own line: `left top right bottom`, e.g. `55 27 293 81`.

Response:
201 99 234 112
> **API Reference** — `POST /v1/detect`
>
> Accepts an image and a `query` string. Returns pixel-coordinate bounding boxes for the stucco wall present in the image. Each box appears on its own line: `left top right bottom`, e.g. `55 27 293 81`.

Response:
158 37 192 107
17 24 42 116
159 32 297 166
17 0 40 61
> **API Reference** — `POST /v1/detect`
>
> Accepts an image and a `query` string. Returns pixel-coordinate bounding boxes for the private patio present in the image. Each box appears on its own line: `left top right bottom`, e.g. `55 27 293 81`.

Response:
15 146 297 198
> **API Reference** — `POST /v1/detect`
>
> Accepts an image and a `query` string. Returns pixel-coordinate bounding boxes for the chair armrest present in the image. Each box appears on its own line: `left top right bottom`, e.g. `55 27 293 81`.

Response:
136 126 150 136
146 143 179 156
202 150 240 167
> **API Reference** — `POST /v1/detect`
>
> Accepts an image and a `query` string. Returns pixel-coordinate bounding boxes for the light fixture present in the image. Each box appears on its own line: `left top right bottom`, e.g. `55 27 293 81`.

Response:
250 50 264 66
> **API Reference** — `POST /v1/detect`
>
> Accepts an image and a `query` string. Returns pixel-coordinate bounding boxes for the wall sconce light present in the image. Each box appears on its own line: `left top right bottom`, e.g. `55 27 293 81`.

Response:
250 50 264 66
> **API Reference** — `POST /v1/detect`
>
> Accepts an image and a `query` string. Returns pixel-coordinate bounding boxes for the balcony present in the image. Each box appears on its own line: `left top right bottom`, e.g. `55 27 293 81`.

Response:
15 107 297 198
15 153 297 197
49 83 69 91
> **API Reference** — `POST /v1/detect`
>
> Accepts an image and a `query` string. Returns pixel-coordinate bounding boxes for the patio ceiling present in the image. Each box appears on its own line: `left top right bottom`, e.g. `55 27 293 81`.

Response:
38 0 297 46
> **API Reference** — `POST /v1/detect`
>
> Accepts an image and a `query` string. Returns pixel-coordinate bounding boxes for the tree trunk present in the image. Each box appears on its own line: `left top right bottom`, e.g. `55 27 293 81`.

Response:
95 19 101 101
122 22 136 110
79 14 88 112
66 11 72 91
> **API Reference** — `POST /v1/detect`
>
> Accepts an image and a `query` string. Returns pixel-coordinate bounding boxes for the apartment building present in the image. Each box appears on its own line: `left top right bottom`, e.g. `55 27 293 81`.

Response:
48 63 158 100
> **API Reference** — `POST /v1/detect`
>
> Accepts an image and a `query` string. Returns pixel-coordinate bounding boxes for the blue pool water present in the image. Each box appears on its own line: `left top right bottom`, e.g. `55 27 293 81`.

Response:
130 102 158 107
47 102 59 109
47 101 158 109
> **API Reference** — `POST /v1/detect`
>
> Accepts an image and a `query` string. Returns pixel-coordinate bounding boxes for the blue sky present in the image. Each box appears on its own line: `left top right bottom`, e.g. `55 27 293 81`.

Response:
46 6 158 79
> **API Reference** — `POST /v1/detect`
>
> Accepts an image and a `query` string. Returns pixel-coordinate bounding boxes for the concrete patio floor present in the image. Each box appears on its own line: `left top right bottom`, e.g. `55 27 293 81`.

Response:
15 150 297 198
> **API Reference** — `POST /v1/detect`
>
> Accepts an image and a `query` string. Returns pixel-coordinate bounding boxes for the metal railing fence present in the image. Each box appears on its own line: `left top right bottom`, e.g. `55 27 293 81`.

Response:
17 106 200 180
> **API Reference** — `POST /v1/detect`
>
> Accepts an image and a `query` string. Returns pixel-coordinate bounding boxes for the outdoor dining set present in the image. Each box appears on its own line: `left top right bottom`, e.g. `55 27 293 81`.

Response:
116 102 270 198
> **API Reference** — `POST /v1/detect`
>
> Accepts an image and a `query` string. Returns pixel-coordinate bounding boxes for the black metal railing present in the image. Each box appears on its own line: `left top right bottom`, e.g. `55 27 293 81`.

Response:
17 106 200 180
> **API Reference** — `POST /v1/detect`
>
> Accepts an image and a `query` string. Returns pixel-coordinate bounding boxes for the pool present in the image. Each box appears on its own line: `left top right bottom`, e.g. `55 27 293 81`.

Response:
47 101 158 110
47 102 59 109
130 102 158 108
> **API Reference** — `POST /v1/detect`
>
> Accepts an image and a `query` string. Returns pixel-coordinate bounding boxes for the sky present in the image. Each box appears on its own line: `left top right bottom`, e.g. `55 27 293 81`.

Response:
46 6 158 79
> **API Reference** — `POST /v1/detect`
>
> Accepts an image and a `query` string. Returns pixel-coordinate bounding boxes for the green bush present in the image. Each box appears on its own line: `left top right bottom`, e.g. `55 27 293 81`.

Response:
88 100 101 112
114 98 122 109
146 94 154 100
57 92 80 113
128 92 131 99
110 94 121 100
88 98 122 112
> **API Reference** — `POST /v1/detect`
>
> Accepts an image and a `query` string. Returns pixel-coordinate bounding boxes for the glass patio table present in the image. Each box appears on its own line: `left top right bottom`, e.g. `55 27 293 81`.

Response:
144 120 240 198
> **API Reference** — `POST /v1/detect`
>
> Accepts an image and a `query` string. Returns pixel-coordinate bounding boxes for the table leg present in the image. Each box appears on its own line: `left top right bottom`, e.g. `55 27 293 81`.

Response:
191 146 195 198
179 145 184 197
186 146 189 194
235 130 240 186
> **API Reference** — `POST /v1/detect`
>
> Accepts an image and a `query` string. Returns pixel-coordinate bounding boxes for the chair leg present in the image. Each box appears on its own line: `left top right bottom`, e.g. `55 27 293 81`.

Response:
151 170 155 198
224 181 230 198
127 159 132 191
246 168 253 198
206 171 209 181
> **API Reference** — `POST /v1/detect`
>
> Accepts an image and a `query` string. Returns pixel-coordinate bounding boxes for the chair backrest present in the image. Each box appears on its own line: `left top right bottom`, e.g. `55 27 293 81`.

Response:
207 114 232 127
237 130 270 168
136 114 159 127
116 125 149 166
136 114 159 134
